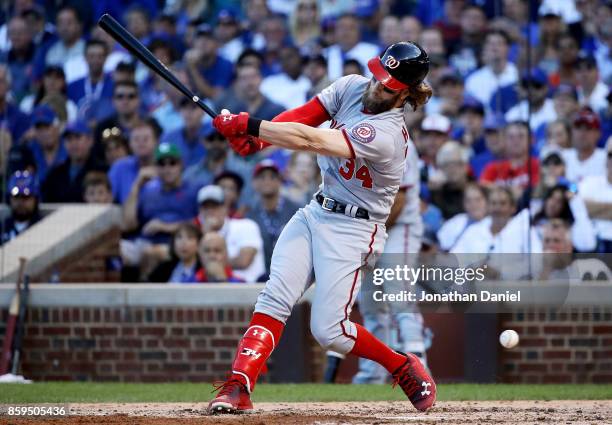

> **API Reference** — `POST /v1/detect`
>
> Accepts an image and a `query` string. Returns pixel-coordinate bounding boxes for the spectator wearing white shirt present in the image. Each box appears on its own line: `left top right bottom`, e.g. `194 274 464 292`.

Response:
260 45 311 110
532 184 597 252
576 55 610 113
323 14 379 81
505 68 557 134
580 137 612 252
43 7 85 82
196 185 266 282
437 183 488 252
465 30 518 110
561 107 606 183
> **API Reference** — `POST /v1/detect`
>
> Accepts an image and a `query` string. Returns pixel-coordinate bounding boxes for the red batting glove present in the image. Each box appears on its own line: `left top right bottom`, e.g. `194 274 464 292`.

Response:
212 111 250 139
228 135 271 157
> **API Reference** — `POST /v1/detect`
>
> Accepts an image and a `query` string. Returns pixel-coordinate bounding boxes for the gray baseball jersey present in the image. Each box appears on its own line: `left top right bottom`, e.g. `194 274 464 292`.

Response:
316 75 410 223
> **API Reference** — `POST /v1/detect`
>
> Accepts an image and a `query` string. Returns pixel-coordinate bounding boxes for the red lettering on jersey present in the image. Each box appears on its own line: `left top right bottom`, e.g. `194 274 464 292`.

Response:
339 159 373 189
330 119 345 130
401 126 409 142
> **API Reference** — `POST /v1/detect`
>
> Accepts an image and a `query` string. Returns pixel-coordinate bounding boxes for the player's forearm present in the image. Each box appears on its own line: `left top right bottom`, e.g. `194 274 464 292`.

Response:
258 121 351 158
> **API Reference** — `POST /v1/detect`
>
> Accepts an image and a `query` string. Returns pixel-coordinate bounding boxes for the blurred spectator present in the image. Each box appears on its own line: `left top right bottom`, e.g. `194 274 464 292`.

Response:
400 16 422 42
24 105 67 183
448 5 486 77
418 28 446 57
425 72 464 119
38 6 85 82
470 114 507 178
576 54 610 113
139 39 178 113
160 98 208 167
580 137 612 252
151 65 191 134
594 17 612 85
533 152 568 201
20 65 77 123
342 58 363 76
42 121 107 203
549 33 580 87
290 0 321 50
242 0 270 48
215 9 246 63
260 45 311 109
21 7 55 49
67 39 114 127
247 160 300 273
1 171 41 245
543 120 572 153
101 127 130 166
149 223 203 283
216 63 285 121
2 16 35 103
83 171 113 204
552 84 580 122
113 61 137 85
561 108 606 183
532 184 597 252
196 231 244 283
108 118 161 204
121 142 199 277
195 185 266 282
0 64 30 142
505 68 557 135
214 171 245 218
184 24 233 101
433 0 464 49
304 55 331 99
430 141 471 219
282 151 320 205
416 114 451 184
465 30 518 110
535 7 565 75
89 26 132 74
378 16 402 48
480 121 539 199
437 183 488 252
184 130 242 188
324 13 378 80
95 81 143 146
258 14 290 75
455 99 485 153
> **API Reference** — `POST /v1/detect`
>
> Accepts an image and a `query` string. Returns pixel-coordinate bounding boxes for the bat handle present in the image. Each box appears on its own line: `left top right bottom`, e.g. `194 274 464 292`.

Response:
192 96 217 119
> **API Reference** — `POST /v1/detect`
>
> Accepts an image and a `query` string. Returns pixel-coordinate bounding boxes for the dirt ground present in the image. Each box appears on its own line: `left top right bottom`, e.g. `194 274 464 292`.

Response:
1 401 611 425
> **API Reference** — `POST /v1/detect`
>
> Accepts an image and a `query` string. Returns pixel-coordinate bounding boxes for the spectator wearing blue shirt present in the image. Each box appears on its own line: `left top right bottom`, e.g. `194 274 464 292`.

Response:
160 98 209 167
67 39 114 127
470 114 507 179
0 65 30 143
2 16 36 103
184 25 234 102
123 142 199 246
453 98 486 155
108 118 161 204
25 105 67 184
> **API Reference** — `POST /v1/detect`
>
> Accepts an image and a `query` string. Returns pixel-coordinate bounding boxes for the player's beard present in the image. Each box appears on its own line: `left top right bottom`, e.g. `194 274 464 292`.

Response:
361 83 399 114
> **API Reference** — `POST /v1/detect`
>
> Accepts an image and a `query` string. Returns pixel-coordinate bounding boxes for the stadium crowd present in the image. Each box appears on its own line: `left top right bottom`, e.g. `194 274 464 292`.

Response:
0 0 611 283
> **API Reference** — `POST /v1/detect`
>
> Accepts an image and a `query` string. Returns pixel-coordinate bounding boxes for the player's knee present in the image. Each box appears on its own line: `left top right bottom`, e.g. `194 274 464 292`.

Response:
310 316 345 351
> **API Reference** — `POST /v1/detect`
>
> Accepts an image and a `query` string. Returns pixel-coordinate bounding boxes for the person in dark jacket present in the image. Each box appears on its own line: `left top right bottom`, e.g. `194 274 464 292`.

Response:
1 171 42 244
42 121 107 202
149 222 202 283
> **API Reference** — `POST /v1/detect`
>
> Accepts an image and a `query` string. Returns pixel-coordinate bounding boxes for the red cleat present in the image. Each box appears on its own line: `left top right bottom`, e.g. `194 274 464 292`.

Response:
208 379 253 414
391 353 436 412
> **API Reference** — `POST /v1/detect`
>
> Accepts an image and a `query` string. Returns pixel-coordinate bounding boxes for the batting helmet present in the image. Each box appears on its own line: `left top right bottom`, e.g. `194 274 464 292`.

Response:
367 42 430 91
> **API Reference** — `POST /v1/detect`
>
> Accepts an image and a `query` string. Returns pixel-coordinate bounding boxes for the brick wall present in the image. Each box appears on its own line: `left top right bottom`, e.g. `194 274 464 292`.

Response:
500 307 612 383
33 228 121 283
0 305 323 383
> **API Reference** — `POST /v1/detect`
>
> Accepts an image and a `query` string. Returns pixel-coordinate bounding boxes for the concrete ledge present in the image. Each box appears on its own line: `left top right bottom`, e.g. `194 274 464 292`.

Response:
0 204 121 283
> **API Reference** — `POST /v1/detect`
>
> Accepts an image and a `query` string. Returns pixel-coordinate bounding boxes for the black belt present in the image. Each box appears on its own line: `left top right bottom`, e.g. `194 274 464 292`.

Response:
316 193 370 220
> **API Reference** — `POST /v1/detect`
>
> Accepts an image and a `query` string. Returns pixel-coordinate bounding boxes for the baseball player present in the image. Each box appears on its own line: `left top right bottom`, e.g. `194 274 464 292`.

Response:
208 42 436 414
354 138 432 384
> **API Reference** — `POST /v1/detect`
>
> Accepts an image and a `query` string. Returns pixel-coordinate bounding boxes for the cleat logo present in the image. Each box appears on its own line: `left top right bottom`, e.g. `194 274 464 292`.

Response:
253 329 266 337
241 348 262 359
421 381 432 396
385 55 400 69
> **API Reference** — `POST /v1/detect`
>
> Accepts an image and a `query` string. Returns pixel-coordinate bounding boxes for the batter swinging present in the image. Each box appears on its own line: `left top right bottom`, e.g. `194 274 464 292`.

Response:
208 42 436 414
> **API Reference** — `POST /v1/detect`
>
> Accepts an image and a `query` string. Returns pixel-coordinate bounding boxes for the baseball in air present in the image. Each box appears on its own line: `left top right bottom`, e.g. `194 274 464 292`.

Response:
499 330 519 348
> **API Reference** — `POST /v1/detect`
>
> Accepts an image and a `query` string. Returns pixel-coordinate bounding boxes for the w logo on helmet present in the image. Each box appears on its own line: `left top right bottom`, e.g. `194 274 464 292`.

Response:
384 55 400 69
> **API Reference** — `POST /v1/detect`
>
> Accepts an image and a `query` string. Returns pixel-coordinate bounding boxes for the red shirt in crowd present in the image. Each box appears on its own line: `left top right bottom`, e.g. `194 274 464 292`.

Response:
479 157 540 188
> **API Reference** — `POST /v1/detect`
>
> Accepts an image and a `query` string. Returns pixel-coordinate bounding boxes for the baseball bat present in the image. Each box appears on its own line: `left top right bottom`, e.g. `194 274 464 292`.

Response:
11 273 30 376
98 14 217 119
0 258 26 375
